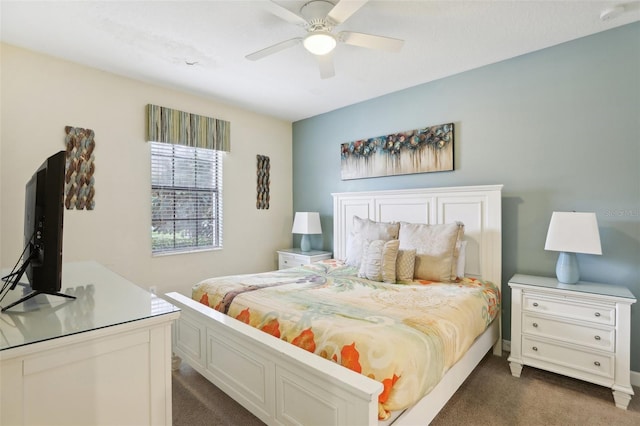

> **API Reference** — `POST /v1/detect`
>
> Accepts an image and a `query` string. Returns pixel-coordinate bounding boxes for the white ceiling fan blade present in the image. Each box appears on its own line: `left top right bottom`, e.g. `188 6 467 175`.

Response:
316 52 335 79
338 31 404 52
246 38 302 61
264 1 308 26
327 0 369 25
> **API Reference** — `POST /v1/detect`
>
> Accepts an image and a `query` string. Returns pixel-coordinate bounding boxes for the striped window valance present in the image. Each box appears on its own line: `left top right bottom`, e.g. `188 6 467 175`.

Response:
146 104 230 152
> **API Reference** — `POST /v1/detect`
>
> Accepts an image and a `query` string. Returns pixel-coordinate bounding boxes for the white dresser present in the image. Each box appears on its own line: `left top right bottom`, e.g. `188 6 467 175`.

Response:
277 248 332 270
0 261 180 425
508 274 636 409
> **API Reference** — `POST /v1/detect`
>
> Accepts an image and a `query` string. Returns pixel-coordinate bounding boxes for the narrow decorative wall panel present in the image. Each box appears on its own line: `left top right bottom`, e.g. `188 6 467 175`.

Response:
64 126 96 210
257 155 270 209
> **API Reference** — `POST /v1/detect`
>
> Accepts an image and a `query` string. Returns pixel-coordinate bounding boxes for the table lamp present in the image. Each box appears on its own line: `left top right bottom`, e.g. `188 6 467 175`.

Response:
544 211 602 284
292 212 322 252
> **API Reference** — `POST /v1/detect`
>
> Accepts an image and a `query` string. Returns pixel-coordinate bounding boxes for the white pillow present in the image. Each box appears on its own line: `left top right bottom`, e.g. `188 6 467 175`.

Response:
345 216 400 267
398 221 464 282
358 239 400 283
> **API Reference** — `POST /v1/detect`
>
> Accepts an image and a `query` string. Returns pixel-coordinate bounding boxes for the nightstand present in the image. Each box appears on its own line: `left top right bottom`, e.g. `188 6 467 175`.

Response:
508 274 636 409
277 248 332 270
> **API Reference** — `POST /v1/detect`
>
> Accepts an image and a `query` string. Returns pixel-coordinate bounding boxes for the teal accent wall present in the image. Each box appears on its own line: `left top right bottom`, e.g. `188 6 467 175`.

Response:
292 23 640 370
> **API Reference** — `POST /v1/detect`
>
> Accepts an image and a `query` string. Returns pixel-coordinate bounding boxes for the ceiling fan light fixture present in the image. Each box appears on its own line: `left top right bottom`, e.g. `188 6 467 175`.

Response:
303 31 336 55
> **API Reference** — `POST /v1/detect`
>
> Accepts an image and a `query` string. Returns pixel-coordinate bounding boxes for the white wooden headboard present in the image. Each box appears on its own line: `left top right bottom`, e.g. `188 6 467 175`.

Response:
332 185 503 285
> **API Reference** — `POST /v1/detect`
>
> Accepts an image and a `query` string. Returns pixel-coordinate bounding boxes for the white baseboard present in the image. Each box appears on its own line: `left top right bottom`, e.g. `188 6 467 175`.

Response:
501 339 639 387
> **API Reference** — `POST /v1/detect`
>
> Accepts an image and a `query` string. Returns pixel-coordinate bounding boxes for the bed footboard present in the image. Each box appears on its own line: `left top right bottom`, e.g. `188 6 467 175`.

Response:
165 292 383 426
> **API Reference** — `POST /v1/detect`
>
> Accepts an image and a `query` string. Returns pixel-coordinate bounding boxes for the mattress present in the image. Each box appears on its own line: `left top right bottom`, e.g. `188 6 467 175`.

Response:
192 260 500 419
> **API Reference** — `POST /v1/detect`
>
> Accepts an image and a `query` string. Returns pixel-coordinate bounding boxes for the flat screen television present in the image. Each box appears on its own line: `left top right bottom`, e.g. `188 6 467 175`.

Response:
0 150 75 311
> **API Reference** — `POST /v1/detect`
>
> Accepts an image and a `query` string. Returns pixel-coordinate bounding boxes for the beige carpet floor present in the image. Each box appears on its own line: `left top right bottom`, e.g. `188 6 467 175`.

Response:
173 353 640 425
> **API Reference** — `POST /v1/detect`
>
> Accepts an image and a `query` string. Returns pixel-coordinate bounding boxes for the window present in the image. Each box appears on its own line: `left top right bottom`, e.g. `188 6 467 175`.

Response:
150 142 223 254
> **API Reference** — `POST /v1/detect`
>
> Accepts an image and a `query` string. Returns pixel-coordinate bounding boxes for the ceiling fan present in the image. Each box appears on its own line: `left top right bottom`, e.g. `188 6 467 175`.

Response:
246 0 404 79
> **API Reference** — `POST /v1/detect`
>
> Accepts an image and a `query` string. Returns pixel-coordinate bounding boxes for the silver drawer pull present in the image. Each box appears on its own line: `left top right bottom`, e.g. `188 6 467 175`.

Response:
532 346 538 351
533 323 538 328
532 302 539 307
595 312 601 317
594 361 601 367
594 335 601 341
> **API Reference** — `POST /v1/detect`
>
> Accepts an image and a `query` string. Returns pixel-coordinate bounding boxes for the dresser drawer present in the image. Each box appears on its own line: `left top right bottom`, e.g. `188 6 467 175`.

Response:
522 314 614 352
522 336 614 379
279 254 307 269
277 250 332 270
523 293 615 326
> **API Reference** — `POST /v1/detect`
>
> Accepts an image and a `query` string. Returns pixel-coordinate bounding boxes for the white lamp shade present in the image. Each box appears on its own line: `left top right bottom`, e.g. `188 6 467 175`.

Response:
292 212 322 235
544 212 602 255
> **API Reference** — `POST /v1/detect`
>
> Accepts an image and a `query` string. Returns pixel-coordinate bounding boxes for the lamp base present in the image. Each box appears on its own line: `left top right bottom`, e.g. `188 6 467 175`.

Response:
556 252 579 284
300 234 311 252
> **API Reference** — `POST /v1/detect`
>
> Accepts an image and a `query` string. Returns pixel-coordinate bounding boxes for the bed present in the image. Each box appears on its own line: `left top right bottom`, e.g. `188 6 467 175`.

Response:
165 184 503 425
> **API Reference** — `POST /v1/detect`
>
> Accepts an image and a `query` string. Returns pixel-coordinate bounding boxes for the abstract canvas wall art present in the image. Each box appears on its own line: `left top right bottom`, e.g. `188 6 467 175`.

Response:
340 123 454 180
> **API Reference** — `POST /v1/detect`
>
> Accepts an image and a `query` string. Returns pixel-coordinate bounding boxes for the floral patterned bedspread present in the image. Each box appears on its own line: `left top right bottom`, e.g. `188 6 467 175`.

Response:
192 260 500 419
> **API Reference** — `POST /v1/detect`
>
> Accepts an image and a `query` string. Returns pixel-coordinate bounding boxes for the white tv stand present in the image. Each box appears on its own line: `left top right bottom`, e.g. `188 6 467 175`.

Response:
0 261 180 425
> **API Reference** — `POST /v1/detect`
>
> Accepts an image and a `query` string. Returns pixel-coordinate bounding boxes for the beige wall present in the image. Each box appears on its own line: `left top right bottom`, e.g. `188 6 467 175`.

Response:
0 43 293 296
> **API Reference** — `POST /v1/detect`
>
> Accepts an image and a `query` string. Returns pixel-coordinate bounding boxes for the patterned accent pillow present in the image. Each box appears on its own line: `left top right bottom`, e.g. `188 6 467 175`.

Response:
398 222 464 282
345 216 400 267
358 239 400 283
395 249 417 284
456 240 467 278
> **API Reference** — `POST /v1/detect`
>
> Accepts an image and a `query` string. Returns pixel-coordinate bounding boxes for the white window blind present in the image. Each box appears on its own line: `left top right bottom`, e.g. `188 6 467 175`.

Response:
150 142 223 254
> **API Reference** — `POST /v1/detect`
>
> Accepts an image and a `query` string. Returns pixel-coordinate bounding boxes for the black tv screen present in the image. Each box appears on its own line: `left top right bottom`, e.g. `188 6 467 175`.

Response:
24 150 66 293
0 150 73 311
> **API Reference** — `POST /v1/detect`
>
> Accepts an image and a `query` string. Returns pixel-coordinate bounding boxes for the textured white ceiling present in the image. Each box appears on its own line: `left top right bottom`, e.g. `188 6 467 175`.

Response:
1 0 639 121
